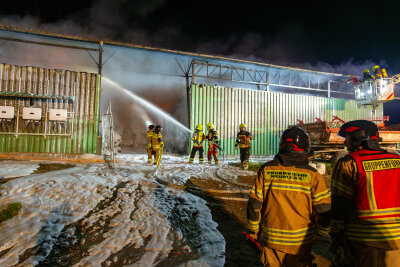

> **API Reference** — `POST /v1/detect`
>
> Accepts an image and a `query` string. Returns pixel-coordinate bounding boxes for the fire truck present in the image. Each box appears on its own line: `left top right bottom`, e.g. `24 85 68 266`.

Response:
295 70 400 167
295 116 400 167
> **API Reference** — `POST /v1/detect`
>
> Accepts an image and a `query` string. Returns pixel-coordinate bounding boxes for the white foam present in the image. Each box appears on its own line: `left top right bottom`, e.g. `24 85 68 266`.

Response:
0 161 39 178
0 156 230 266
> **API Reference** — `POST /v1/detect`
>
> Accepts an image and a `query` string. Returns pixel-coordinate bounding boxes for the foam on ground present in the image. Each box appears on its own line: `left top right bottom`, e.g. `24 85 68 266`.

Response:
0 155 230 266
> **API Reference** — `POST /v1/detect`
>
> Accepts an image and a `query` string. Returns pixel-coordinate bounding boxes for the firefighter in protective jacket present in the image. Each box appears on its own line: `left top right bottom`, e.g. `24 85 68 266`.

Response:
146 125 155 164
206 123 220 164
235 123 253 170
247 126 331 266
330 120 400 267
372 65 383 79
151 125 164 166
362 69 374 81
189 124 205 164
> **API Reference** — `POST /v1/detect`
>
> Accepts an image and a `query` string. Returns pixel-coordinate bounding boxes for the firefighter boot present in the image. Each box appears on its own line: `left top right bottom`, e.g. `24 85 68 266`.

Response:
189 157 194 164
243 160 249 170
214 154 220 165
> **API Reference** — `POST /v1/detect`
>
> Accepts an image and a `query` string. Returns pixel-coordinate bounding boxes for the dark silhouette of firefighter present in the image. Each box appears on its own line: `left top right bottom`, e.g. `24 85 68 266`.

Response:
189 124 205 164
235 123 253 170
146 124 155 164
247 126 331 266
362 69 374 81
206 123 220 164
330 120 400 266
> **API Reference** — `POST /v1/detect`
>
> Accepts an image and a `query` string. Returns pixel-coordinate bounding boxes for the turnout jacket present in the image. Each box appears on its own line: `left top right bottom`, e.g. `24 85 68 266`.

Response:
192 130 205 148
235 130 253 148
247 152 331 255
206 129 219 147
151 132 163 150
331 149 400 250
146 130 153 148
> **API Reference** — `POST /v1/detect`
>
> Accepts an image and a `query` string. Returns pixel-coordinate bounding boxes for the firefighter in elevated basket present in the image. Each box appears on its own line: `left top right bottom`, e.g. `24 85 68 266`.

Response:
151 125 164 166
235 123 253 170
330 120 400 267
206 123 220 165
189 124 205 164
247 126 331 266
146 124 155 164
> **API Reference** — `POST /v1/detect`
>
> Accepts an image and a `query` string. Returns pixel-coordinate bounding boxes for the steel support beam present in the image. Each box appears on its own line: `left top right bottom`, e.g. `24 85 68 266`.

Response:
0 36 99 52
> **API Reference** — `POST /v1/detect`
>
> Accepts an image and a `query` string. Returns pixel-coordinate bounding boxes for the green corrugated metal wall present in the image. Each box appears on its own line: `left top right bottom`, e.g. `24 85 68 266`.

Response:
0 63 100 154
190 84 383 156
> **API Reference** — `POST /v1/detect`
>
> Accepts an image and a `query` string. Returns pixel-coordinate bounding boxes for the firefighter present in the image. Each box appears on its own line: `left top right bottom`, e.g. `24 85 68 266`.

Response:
189 124 205 164
235 123 253 170
247 126 331 266
330 120 400 267
372 65 383 79
362 69 374 81
146 124 155 164
206 123 220 165
151 125 164 166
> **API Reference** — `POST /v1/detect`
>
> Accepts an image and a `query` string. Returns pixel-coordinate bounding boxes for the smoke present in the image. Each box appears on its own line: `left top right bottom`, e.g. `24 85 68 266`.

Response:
0 0 396 150
0 0 388 77
301 59 389 77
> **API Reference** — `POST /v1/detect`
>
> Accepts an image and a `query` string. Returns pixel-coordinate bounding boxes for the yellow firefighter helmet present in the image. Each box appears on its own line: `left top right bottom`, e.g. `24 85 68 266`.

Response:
239 123 246 129
207 123 214 130
363 69 370 73
372 65 380 71
196 124 203 131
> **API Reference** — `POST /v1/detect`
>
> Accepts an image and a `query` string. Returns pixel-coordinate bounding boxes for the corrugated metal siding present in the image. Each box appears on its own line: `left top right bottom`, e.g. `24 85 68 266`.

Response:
0 63 100 153
190 84 383 156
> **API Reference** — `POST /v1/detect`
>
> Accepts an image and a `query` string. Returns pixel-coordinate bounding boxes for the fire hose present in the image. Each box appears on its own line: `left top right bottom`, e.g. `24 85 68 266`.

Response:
216 144 225 163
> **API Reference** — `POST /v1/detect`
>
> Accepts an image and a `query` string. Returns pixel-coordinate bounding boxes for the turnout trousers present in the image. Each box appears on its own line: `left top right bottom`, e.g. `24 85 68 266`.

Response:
240 147 250 169
349 241 400 267
261 246 312 267
189 147 204 163
147 147 153 163
208 145 219 164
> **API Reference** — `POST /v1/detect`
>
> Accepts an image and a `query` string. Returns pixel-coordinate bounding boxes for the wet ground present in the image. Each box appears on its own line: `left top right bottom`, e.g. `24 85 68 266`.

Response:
0 156 333 266
184 170 333 267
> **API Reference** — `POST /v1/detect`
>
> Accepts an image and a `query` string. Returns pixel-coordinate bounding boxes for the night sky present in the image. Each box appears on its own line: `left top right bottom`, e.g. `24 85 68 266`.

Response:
1 0 399 122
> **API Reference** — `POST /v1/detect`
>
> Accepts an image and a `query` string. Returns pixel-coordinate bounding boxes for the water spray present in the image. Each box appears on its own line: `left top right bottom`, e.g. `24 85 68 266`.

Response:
102 77 192 134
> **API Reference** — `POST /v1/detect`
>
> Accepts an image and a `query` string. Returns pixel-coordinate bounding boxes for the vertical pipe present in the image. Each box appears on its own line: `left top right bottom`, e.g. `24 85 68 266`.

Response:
186 73 191 128
93 74 101 154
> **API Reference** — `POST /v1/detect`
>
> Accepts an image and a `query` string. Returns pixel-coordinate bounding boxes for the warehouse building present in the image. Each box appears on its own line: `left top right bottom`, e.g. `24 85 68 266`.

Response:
0 26 381 156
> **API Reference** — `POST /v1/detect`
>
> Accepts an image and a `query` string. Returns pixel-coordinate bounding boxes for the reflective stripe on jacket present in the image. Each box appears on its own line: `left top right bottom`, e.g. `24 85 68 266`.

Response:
146 130 153 147
207 129 219 147
151 132 163 149
235 130 253 148
349 149 400 224
331 151 400 249
192 131 205 148
248 153 331 255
